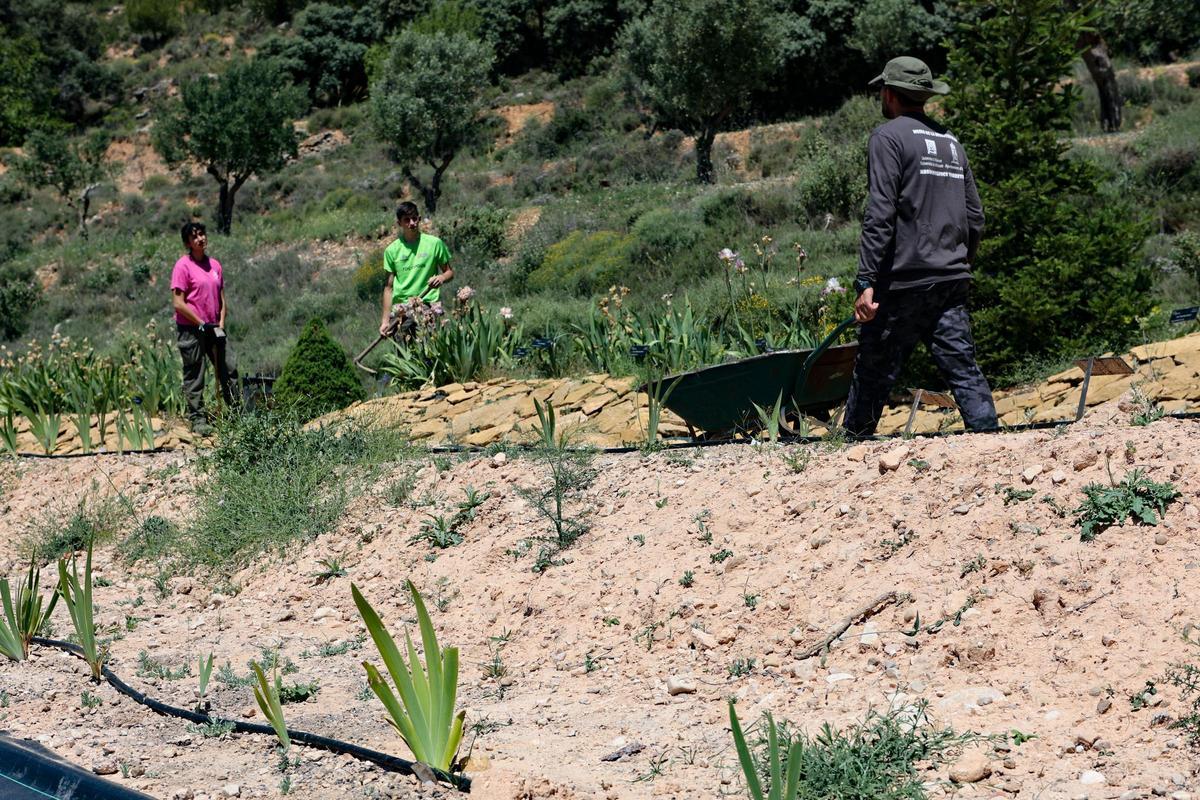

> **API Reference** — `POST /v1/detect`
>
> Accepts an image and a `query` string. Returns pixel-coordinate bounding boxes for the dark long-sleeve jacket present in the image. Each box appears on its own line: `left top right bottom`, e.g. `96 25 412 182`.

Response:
856 112 984 292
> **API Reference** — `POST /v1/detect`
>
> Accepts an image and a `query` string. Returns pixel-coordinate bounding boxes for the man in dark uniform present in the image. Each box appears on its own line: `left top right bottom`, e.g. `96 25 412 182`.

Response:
843 56 999 436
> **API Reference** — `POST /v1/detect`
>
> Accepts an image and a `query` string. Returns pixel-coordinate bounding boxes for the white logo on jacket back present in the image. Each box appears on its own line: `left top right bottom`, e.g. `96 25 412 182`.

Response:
924 139 938 156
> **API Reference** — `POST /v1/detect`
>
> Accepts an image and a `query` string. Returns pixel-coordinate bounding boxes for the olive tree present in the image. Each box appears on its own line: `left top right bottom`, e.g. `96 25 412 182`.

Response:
369 30 494 214
619 0 786 183
14 129 113 240
153 59 306 234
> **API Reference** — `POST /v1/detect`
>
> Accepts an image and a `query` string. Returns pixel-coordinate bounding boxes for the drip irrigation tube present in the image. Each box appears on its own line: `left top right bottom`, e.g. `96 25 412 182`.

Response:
30 638 471 793
0 733 155 800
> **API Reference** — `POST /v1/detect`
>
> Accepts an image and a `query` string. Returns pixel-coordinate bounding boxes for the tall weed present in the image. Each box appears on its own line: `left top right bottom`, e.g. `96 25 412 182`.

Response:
181 412 405 578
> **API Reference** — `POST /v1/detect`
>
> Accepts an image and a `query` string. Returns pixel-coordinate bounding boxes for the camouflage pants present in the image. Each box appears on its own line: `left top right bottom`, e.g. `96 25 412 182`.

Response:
843 280 998 436
177 326 239 423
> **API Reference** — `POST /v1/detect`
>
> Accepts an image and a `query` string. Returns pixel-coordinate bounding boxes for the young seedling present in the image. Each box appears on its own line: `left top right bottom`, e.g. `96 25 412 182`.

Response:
197 652 214 709
1002 486 1035 505
454 487 490 524
729 700 801 800
781 448 812 474
410 515 463 549
959 554 986 578
678 570 695 588
0 559 58 661
640 376 681 452
352 580 465 774
312 557 347 584
1075 469 1179 542
137 650 191 680
58 540 104 681
252 658 291 750
750 390 785 445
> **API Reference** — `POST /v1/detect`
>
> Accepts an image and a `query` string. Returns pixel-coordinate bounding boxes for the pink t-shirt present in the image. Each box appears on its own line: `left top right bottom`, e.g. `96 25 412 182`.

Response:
170 253 223 325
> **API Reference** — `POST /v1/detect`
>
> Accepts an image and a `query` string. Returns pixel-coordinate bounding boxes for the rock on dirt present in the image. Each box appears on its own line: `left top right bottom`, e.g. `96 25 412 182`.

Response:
949 750 992 783
666 676 696 696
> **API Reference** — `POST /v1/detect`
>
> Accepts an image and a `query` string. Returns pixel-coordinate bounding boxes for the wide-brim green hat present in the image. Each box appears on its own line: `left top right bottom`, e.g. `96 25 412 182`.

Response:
868 56 950 100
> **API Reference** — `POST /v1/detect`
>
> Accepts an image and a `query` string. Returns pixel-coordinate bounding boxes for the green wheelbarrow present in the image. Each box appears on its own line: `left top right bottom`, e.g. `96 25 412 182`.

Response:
642 317 859 439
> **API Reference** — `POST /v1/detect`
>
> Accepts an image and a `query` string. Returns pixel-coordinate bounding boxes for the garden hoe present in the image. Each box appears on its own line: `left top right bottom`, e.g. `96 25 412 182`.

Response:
354 310 399 375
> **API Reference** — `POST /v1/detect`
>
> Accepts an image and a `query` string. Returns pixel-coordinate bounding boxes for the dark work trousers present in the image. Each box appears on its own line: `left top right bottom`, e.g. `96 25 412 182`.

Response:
842 280 998 436
177 325 239 423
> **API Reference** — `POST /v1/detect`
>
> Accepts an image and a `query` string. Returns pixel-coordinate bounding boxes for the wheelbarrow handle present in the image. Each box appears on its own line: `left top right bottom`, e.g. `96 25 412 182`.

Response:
795 315 857 403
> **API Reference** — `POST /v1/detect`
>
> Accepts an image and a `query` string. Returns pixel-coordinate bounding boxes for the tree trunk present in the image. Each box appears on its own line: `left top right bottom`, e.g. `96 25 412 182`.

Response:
428 155 453 215
77 183 100 241
216 181 233 235
695 126 717 184
405 167 441 215
1079 30 1122 132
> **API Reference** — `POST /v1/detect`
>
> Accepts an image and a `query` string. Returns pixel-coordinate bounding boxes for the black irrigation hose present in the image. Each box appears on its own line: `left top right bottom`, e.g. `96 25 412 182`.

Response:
31 638 472 793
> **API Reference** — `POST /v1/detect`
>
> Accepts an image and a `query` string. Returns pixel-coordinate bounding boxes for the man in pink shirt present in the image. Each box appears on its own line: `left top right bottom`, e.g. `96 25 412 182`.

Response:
171 222 238 434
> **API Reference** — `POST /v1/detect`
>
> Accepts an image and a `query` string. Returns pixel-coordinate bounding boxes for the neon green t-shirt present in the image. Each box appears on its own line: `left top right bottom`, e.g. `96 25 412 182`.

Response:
383 233 452 304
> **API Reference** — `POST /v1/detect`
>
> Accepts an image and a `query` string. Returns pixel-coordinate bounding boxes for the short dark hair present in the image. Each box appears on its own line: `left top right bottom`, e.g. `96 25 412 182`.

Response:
181 221 206 246
396 201 420 221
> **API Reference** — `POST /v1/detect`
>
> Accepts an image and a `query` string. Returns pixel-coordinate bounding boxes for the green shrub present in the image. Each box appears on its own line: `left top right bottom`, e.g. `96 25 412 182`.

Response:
184 412 402 577
733 701 978 799
1118 73 1194 111
258 3 374 107
27 497 127 564
0 264 39 341
946 0 1153 385
273 318 367 422
794 136 867 222
513 107 601 161
696 185 797 230
1172 231 1200 288
125 0 181 43
118 515 179 565
354 248 389 302
1074 469 1179 542
630 207 703 264
527 230 637 295
444 206 509 258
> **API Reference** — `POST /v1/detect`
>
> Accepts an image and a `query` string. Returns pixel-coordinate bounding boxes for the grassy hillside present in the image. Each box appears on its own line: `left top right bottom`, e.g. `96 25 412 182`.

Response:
1 2 1199 391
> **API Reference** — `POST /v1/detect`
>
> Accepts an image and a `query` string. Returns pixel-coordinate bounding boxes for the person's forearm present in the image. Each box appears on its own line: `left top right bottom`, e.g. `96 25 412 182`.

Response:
380 287 393 326
174 300 205 326
219 290 227 328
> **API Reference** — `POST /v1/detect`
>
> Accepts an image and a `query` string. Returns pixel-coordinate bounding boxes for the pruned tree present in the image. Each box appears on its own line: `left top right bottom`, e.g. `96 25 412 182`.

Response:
1078 29 1121 132
618 0 786 184
945 0 1151 383
369 30 494 214
152 59 307 234
0 31 53 146
14 129 113 240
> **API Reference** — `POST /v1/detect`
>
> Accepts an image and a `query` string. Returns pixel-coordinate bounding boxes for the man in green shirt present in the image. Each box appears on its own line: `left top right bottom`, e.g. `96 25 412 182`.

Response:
378 201 454 336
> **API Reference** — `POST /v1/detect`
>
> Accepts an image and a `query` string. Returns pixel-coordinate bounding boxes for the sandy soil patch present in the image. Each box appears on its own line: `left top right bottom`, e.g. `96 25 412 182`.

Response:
494 103 555 149
1 403 1199 799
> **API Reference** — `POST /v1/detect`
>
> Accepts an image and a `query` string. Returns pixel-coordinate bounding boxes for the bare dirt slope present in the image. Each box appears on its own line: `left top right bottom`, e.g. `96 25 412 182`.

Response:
1 400 1199 800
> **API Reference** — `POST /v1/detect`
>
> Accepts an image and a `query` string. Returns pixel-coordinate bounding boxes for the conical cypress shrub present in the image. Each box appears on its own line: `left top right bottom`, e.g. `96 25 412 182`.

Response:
273 318 367 422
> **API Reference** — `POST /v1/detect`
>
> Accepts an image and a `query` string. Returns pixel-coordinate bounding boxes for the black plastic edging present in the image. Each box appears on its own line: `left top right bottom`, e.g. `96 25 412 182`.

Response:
0 733 156 800
31 638 471 793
